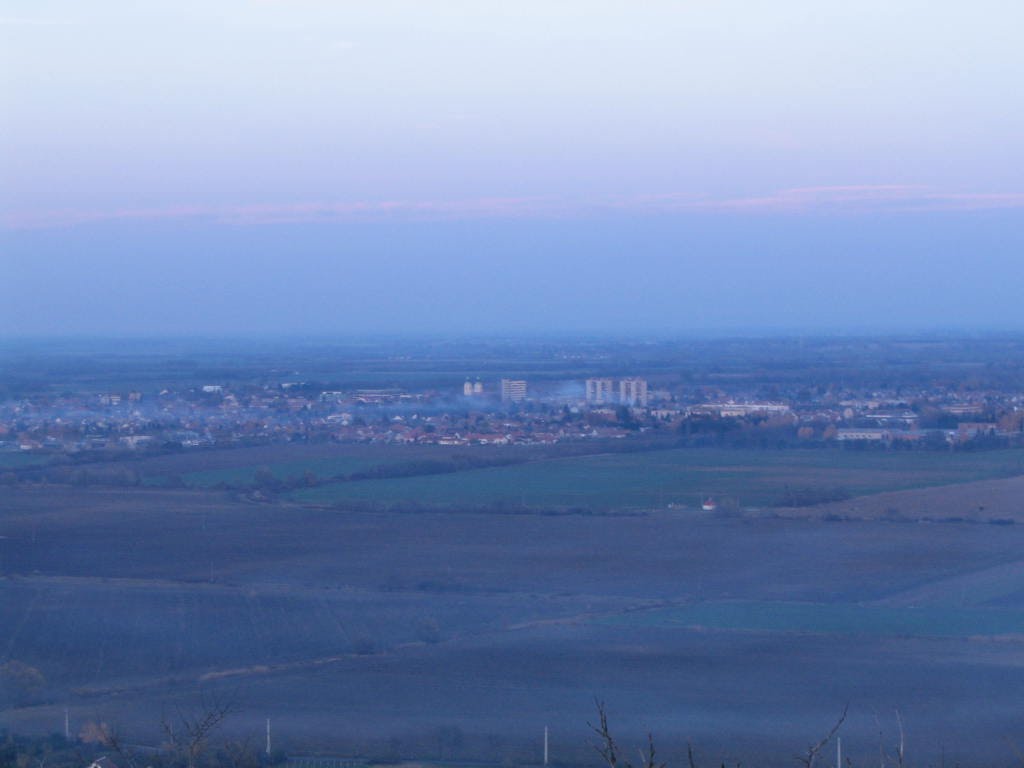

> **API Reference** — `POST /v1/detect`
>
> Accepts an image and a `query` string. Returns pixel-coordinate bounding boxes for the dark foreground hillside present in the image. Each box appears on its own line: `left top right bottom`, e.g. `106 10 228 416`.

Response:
5 482 1024 766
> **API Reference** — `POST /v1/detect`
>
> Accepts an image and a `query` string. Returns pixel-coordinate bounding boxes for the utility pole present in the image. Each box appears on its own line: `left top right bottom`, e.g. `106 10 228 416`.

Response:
266 717 271 756
544 726 549 766
64 708 70 740
836 736 841 768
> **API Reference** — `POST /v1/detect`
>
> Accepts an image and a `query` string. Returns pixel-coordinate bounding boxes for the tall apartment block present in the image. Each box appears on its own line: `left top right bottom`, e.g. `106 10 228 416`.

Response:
585 378 615 404
500 379 527 403
619 377 648 406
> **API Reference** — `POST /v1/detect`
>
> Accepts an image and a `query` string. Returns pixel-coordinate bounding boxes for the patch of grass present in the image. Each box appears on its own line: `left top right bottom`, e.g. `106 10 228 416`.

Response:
290 447 1024 509
176 455 397 488
0 452 52 469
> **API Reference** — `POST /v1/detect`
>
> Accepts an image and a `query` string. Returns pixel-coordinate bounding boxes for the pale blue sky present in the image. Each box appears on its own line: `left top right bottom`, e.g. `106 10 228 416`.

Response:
2 1 1023 334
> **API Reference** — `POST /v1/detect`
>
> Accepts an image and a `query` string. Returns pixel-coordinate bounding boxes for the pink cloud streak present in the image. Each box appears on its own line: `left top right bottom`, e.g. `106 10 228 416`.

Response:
4 186 1024 230
1 197 572 230
678 186 1024 213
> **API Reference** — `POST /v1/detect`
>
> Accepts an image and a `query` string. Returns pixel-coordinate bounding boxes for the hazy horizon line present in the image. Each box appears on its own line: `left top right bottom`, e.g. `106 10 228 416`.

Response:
4 327 1024 345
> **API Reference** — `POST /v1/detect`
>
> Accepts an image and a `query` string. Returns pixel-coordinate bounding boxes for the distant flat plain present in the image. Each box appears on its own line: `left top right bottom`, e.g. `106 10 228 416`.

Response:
6 445 1024 766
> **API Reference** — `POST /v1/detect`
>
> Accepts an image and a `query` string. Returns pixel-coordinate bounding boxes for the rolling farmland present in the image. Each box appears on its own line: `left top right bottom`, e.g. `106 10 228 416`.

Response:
290 447 1024 509
7 474 1024 765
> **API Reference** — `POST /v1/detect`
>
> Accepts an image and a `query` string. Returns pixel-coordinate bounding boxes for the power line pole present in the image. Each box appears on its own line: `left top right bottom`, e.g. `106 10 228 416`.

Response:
64 708 70 740
266 717 271 756
544 726 549 766
836 736 841 768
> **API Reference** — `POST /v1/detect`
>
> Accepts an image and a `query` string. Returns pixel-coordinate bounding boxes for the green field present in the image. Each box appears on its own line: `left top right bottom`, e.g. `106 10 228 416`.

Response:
174 455 404 488
290 447 1024 509
0 452 52 469
135 441 650 490
597 600 1024 638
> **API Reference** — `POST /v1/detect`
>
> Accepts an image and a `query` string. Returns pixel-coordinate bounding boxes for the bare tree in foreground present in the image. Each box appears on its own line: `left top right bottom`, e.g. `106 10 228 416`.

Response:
161 693 236 768
875 709 906 768
592 699 849 768
589 699 665 768
797 704 848 768
98 723 138 768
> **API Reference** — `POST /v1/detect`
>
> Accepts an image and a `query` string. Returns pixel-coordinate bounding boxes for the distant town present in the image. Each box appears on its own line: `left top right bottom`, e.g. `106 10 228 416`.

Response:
4 368 1022 459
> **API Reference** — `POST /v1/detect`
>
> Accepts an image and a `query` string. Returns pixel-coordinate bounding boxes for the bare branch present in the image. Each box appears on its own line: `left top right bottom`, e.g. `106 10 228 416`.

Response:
687 741 699 768
588 699 621 768
874 713 886 768
894 709 905 768
98 724 137 768
588 699 666 768
160 692 236 768
638 732 665 768
161 711 177 751
796 704 849 768
684 741 700 768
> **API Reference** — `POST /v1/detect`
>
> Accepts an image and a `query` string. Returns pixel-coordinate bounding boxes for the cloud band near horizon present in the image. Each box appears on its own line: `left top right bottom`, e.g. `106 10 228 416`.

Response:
4 185 1024 230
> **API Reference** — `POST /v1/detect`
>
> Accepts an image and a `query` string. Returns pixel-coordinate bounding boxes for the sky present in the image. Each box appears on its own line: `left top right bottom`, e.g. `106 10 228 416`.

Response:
2 0 1023 336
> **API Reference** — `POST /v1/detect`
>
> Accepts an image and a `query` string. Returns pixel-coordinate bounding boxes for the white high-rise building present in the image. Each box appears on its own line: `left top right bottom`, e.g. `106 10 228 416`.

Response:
619 378 648 406
585 378 615 404
500 379 527 403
